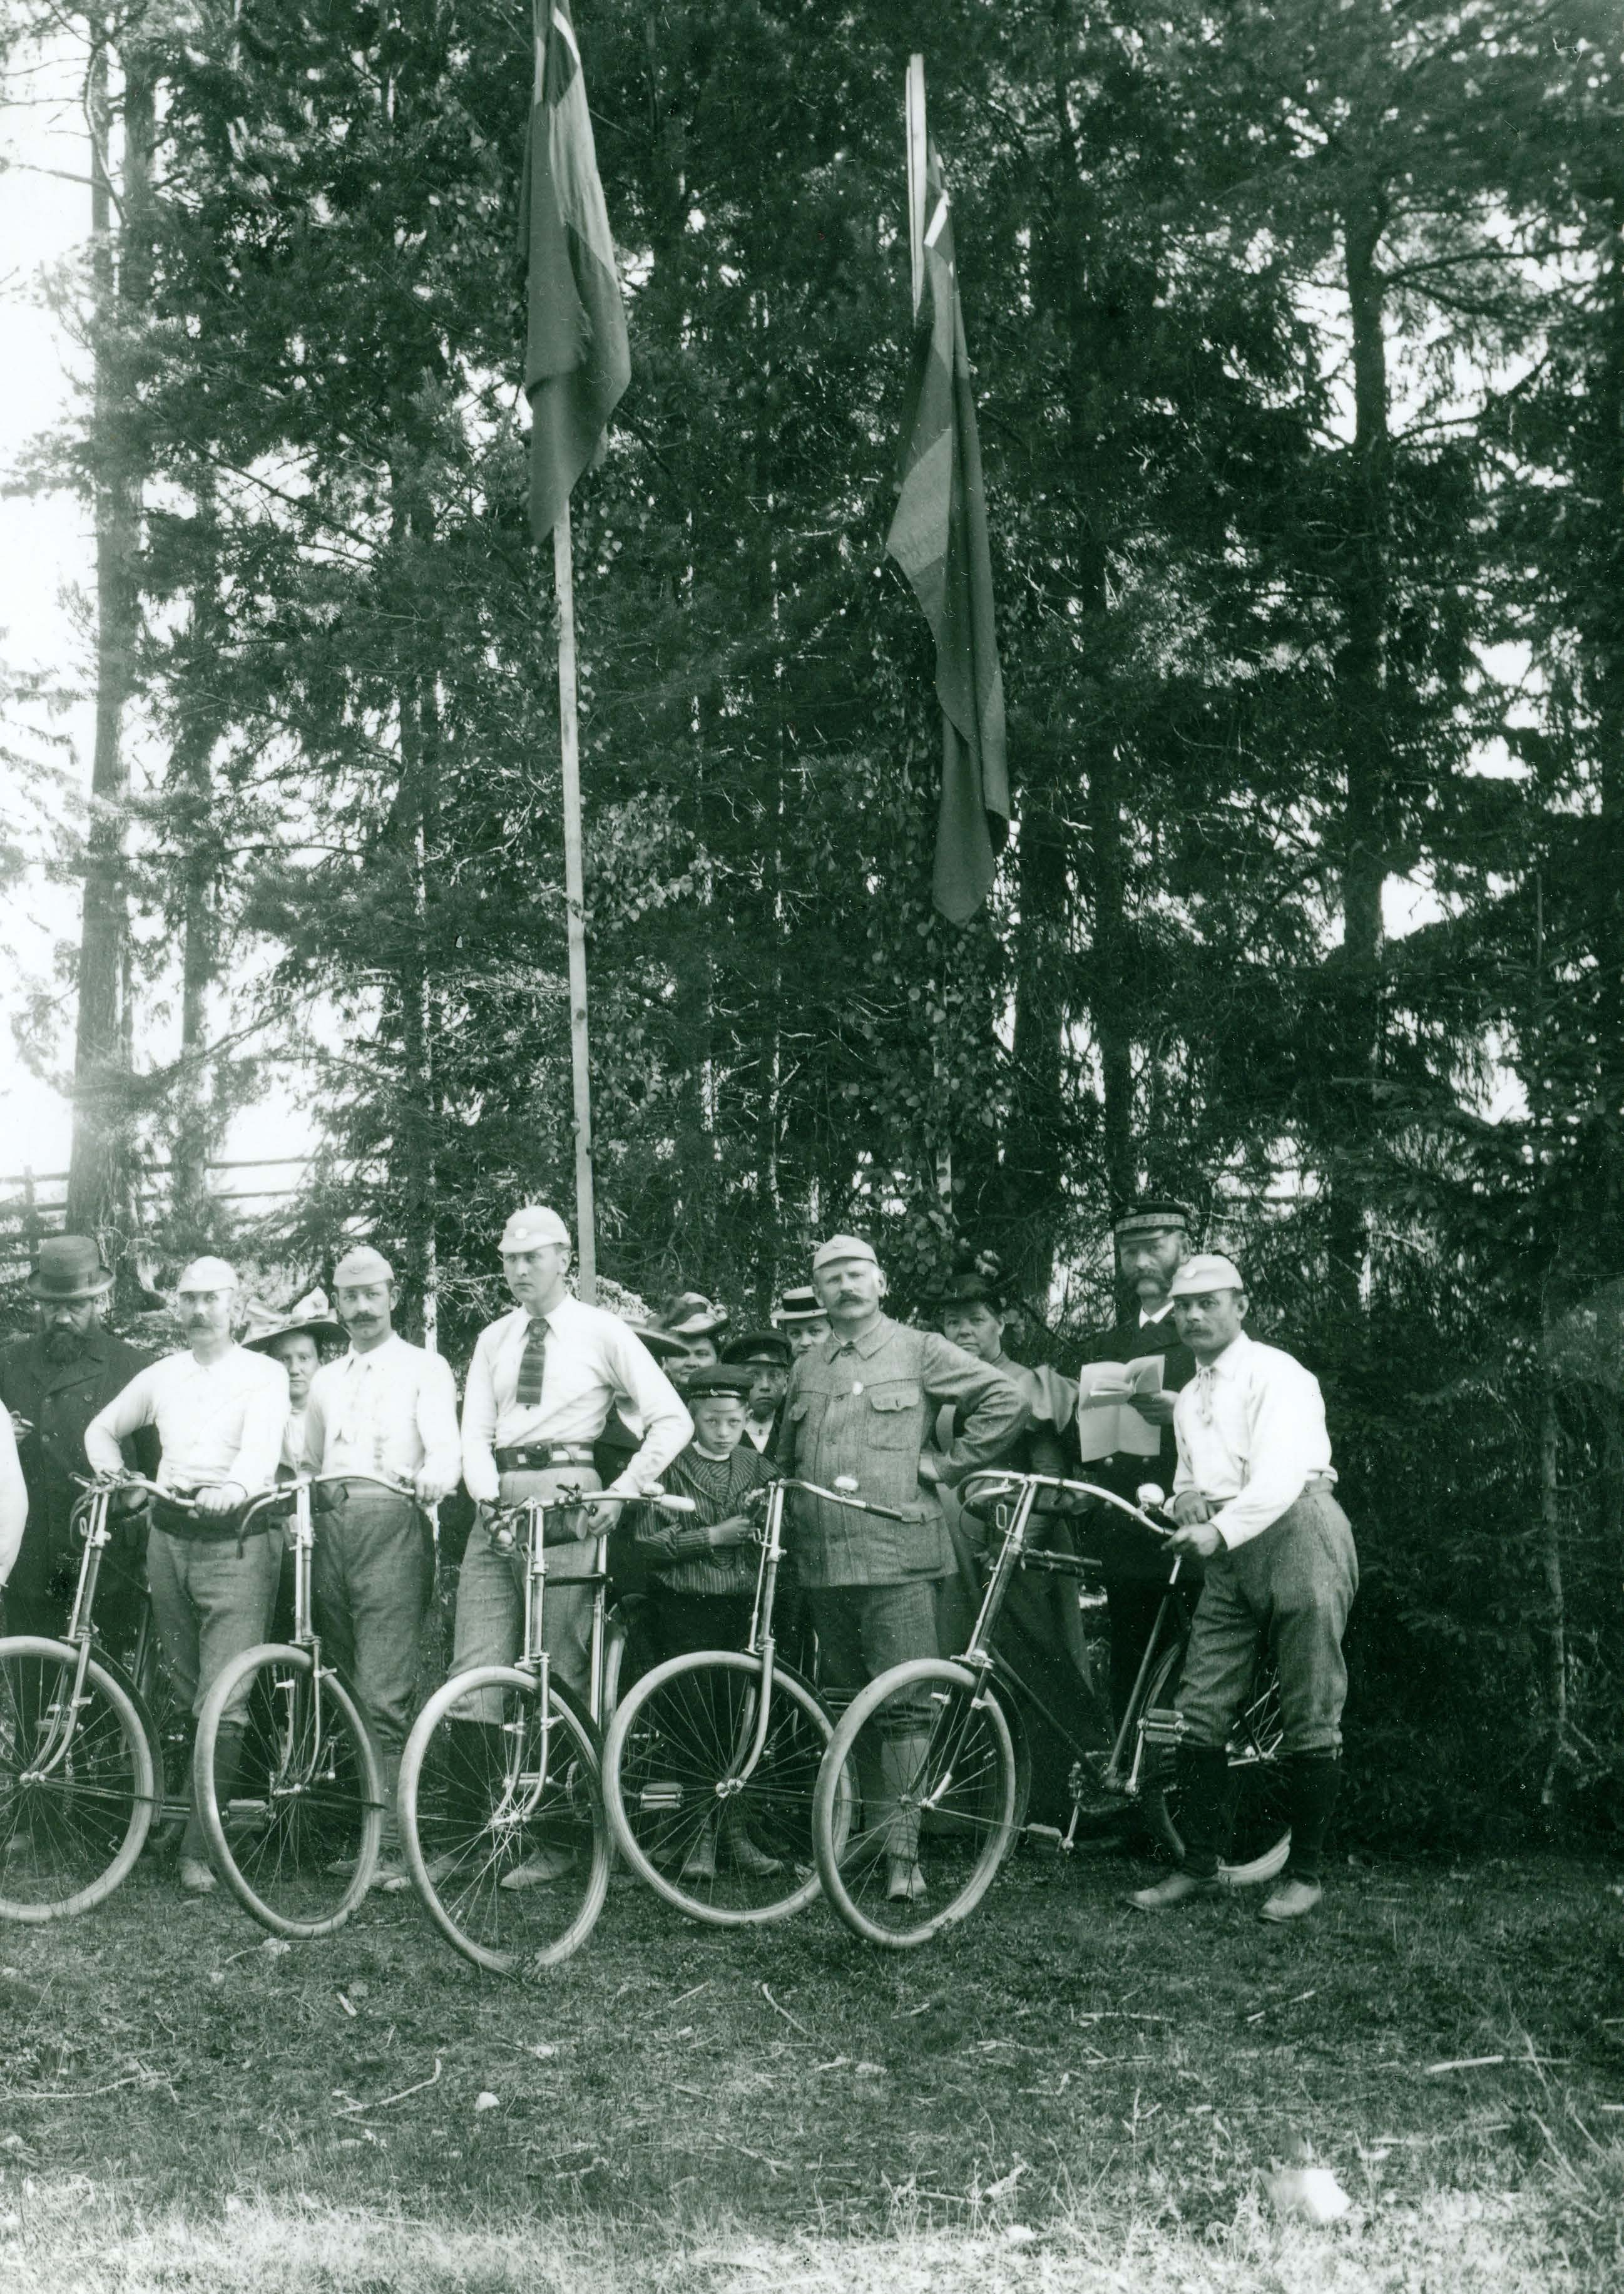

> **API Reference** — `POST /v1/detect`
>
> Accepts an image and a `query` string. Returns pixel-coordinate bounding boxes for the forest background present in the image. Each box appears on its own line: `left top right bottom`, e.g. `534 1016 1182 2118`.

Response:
1 0 1621 1854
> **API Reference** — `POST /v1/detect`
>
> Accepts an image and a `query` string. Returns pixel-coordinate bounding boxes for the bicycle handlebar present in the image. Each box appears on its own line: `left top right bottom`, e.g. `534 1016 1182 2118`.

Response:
484 1485 697 1530
762 1475 908 1523
957 1468 1175 1539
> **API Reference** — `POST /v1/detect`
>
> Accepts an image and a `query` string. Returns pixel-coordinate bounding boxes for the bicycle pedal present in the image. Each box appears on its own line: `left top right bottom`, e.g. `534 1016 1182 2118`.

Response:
638 1783 685 1813
1139 1706 1187 1747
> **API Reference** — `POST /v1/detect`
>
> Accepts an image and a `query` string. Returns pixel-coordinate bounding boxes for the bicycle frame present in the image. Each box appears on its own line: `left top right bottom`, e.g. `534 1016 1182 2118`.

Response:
713 1475 906 1798
953 1470 1187 1840
481 1484 613 1827
14 1482 117 1792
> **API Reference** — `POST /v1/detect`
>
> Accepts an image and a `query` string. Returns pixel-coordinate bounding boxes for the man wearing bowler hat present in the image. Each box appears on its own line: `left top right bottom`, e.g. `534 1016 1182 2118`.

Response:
1126 1252 1357 1923
0 1236 156 1648
457 1207 691 1882
300 1245 461 1888
84 1256 290 1893
775 1235 1026 1901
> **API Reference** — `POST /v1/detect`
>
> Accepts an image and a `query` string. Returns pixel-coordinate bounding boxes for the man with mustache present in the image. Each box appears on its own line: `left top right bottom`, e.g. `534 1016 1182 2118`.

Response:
774 1236 1026 1902
0 1236 156 1649
84 1257 289 1894
300 1246 461 1889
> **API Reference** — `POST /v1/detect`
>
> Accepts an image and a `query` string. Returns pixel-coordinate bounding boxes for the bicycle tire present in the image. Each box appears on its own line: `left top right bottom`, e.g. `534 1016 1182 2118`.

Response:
603 1652 845 1927
1139 1642 1292 1885
813 1657 1019 1948
0 1636 157 1922
195 1644 384 1938
398 1665 610 1974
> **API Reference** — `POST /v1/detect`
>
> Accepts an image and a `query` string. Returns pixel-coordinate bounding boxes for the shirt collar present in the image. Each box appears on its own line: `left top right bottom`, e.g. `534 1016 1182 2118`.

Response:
831 1314 892 1360
1138 1301 1176 1326
1200 1331 1252 1380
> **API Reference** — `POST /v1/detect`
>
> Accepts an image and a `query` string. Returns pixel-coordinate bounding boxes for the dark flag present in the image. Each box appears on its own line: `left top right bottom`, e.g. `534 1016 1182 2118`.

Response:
519 0 631 543
886 145 1011 923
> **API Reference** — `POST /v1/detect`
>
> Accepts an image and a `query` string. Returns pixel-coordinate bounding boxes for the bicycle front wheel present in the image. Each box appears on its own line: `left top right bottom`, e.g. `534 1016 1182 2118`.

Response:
813 1659 1019 1948
1140 1643 1292 1885
0 1637 156 1921
195 1644 384 1938
604 1652 844 1927
398 1667 610 1974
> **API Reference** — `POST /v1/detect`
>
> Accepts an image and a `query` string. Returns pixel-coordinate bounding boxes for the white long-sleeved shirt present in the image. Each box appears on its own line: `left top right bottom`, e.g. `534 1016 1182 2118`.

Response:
461 1297 692 1505
0 1408 25 1584
84 1346 289 1497
302 1334 461 1487
1172 1331 1334 1551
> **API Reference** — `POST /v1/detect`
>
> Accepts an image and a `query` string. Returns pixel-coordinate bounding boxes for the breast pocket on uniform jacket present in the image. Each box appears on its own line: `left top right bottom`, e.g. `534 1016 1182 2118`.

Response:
865 1384 922 1449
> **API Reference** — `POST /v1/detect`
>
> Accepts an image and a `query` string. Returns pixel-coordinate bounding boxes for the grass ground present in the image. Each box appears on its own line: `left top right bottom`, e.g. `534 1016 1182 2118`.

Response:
0 1842 1620 2291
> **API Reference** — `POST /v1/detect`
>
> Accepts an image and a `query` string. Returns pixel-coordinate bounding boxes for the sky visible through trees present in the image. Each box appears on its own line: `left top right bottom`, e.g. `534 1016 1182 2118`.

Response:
1 0 1623 1841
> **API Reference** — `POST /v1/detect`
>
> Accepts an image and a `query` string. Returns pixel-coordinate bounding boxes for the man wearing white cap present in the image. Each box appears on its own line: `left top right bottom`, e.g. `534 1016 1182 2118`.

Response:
1125 1253 1357 1923
456 1207 691 1870
300 1246 461 1887
775 1235 1026 1901
84 1257 289 1894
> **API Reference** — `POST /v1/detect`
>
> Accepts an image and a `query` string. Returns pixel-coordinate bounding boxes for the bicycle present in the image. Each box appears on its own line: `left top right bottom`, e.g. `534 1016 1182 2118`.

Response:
397 1482 693 1975
0 1474 192 1920
192 1473 409 1938
601 1475 891 1927
811 1471 1290 1947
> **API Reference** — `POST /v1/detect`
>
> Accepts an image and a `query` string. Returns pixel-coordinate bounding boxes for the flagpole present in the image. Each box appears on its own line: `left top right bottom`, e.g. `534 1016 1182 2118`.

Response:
906 54 927 320
904 56 954 1214
554 499 598 1303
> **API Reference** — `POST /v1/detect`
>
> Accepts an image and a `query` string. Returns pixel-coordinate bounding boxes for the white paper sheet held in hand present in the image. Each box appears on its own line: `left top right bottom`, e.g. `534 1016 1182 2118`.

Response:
1073 1356 1167 1463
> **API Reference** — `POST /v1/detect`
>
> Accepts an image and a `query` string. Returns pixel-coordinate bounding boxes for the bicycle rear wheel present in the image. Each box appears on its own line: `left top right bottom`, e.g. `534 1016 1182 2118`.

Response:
195 1644 383 1938
1140 1642 1292 1884
398 1666 610 1974
813 1658 1018 1948
604 1652 844 1927
0 1637 156 1921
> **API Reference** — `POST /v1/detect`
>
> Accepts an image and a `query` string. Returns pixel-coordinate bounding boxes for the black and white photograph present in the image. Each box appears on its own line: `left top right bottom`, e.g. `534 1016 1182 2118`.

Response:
0 2 1618 2286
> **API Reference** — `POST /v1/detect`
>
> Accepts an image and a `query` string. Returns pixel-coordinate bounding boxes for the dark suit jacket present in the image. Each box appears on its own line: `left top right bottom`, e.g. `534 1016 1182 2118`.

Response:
1075 1308 1198 1582
0 1328 157 1596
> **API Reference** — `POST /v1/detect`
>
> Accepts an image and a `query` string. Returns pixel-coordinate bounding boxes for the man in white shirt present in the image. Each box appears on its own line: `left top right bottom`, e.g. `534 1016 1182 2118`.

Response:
1126 1254 1357 1923
84 1257 289 1895
457 1202 691 1721
0 1408 26 1595
302 1246 461 1887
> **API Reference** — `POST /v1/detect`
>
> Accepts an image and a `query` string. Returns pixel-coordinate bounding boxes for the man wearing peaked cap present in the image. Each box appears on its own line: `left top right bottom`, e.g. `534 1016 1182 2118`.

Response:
720 1329 793 1455
1126 1251 1358 1925
1074 1196 1203 1729
454 1207 691 1882
84 1256 290 1895
1 1236 156 1651
298 1243 461 1890
775 1235 1026 1902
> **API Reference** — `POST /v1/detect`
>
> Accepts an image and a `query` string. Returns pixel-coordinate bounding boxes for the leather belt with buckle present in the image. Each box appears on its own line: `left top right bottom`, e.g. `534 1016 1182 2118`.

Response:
495 1444 597 1472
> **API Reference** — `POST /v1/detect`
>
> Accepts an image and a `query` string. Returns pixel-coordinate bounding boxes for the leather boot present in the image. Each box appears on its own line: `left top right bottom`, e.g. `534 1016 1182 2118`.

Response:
1259 1752 1339 1922
1124 1742 1230 1911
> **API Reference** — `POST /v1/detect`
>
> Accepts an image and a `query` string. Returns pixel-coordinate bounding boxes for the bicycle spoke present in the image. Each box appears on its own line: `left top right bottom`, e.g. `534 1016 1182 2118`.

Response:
815 1666 1018 1947
200 1651 380 1937
404 1674 608 1973
0 1647 153 1918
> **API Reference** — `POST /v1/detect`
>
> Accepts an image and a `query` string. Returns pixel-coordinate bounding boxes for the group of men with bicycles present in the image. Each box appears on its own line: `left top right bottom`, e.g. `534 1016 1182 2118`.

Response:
0 1189 1357 1937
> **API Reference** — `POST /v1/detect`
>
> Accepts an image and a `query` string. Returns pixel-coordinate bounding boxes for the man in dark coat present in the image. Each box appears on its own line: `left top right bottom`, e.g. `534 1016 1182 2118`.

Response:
1075 1199 1201 1723
0 1236 157 1650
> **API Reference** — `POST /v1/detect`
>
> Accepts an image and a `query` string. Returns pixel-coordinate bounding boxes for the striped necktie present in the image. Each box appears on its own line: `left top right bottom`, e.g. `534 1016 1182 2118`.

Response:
514 1317 548 1410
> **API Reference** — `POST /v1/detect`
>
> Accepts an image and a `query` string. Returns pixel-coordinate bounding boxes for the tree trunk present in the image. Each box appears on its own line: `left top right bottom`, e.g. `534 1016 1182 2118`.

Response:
1325 185 1393 1314
1088 737 1133 1207
68 31 152 1245
1003 800 1069 1293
